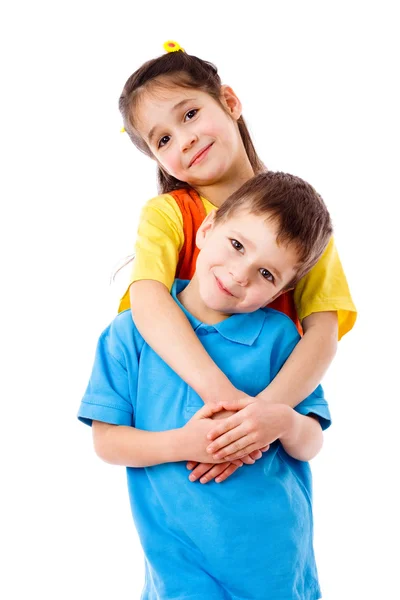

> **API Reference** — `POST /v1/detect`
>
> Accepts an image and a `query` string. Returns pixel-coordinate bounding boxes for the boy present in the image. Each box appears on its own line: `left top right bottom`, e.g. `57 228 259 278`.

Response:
78 171 332 600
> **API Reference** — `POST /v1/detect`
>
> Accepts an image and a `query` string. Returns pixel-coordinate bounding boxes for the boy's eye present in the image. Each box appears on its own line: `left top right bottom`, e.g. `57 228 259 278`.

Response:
259 268 275 283
230 239 244 252
184 109 198 121
158 135 171 148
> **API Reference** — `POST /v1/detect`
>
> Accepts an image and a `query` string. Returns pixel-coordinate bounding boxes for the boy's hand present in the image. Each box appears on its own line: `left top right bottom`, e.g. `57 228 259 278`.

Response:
182 403 233 464
205 398 291 461
185 407 263 483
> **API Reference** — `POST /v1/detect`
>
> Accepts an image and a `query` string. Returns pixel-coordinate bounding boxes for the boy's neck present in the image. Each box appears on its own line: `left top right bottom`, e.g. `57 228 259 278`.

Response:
177 276 229 325
194 161 255 208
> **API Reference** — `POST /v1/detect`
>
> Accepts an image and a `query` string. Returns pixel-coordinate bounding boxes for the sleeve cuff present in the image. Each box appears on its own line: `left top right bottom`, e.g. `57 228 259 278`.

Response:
77 397 133 427
295 398 331 431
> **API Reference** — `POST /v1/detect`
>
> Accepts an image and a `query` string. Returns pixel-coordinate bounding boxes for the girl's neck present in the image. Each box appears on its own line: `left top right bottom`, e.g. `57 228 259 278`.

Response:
194 159 255 208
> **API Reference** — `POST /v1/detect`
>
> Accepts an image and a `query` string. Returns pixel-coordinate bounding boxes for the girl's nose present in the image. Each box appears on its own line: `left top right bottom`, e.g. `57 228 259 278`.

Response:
180 131 198 152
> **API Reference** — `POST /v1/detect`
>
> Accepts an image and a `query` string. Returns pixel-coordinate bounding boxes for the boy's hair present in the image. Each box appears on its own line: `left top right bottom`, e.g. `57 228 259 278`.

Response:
119 51 265 194
214 172 333 286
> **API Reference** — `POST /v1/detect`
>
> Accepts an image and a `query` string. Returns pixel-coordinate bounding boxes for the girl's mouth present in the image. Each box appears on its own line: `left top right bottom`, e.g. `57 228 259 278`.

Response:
189 143 213 167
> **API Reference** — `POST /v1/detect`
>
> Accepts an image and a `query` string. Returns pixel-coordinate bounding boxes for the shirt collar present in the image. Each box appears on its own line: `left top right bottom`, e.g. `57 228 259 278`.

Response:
171 280 266 347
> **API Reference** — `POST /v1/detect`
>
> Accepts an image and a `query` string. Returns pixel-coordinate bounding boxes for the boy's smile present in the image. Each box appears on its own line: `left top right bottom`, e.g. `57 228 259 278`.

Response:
178 209 300 325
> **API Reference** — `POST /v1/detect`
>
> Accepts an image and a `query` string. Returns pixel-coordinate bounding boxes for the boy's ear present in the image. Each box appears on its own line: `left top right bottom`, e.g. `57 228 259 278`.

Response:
196 210 217 249
220 85 242 121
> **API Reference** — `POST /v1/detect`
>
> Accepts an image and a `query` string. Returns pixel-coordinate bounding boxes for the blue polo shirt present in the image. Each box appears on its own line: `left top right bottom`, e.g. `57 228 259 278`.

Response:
78 280 331 600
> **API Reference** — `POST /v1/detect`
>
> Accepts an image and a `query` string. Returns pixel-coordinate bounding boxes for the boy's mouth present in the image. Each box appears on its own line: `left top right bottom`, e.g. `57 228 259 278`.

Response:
214 275 234 297
189 143 213 167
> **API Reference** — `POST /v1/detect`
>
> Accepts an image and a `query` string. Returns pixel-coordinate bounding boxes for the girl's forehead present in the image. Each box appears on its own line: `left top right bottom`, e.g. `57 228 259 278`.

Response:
138 80 207 104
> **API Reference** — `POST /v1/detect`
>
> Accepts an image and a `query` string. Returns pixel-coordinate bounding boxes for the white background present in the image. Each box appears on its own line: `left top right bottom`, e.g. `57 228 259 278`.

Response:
1 1 399 598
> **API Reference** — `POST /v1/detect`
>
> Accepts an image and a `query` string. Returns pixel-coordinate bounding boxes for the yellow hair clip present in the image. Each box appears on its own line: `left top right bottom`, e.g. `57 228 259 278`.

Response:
163 40 185 53
120 127 126 133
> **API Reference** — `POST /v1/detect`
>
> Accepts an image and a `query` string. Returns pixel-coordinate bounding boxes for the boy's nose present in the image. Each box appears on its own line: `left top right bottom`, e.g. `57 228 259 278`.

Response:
230 267 249 286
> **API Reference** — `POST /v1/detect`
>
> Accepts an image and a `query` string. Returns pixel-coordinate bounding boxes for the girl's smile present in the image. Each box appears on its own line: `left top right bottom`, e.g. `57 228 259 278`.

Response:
189 142 214 168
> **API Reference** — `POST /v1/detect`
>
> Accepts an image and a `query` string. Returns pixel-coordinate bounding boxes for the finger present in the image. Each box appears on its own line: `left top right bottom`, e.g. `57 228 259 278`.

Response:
219 397 253 412
199 463 232 484
225 443 262 462
207 422 248 452
206 411 245 441
248 449 262 460
188 463 213 482
211 427 253 459
186 461 198 470
215 463 240 483
193 402 223 420
260 445 270 452
240 454 256 465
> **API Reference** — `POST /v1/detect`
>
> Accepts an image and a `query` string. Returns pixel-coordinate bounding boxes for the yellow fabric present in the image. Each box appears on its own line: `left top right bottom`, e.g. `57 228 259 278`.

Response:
119 194 357 340
293 237 357 340
118 194 215 312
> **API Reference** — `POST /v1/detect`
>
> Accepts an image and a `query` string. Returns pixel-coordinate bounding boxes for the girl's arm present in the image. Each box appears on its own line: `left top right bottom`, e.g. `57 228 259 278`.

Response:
256 311 338 407
206 401 324 463
130 281 244 405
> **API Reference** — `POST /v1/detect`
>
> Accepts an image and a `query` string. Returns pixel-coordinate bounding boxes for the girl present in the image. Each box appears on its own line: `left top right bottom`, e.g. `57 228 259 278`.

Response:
118 41 356 483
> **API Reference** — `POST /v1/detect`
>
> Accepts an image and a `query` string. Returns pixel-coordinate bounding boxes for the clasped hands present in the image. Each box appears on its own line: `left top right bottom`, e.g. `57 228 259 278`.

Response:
185 395 290 484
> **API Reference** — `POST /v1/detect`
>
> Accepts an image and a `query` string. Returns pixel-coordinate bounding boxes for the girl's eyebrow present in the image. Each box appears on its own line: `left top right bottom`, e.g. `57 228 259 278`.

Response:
148 98 196 145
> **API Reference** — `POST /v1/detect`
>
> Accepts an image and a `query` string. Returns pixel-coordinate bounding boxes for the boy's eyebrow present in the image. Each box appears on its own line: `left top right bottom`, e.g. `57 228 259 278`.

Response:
148 98 196 145
231 230 283 281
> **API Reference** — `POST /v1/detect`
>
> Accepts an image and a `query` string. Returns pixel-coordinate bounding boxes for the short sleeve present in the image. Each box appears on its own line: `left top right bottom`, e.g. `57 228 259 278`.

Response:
293 237 357 340
295 388 331 431
118 194 184 313
77 324 137 427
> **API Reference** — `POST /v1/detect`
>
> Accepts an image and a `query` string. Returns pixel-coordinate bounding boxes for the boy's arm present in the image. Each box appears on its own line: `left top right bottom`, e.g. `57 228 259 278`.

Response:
92 421 186 467
130 281 245 406
92 404 228 467
279 411 324 462
256 311 338 407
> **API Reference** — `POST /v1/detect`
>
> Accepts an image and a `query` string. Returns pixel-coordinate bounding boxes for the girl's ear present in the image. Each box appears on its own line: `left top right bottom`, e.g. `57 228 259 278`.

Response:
196 210 217 249
220 85 242 121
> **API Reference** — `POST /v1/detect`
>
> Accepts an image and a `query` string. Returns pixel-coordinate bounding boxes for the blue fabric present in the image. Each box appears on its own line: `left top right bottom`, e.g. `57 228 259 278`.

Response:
78 280 331 600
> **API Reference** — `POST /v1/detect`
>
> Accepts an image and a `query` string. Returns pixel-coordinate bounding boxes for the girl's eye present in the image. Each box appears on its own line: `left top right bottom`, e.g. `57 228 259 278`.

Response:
158 135 171 149
231 239 244 252
184 109 198 121
259 268 275 283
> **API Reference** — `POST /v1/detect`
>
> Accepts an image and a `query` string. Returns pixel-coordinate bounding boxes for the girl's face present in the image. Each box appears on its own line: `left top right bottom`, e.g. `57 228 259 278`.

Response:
135 83 248 188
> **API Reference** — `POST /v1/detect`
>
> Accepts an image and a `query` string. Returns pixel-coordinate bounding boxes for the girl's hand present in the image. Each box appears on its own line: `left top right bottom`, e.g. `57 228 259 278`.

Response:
185 406 264 483
205 398 291 461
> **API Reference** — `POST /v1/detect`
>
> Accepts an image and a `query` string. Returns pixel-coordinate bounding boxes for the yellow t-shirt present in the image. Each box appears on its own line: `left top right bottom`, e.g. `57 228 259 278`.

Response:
119 193 356 340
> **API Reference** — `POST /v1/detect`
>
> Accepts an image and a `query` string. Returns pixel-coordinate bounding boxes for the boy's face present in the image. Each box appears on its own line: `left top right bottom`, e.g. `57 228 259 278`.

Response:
195 209 300 315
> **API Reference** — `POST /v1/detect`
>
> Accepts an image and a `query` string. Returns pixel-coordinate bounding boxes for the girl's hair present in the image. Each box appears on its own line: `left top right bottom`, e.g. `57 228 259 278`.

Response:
214 171 333 286
119 51 265 194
